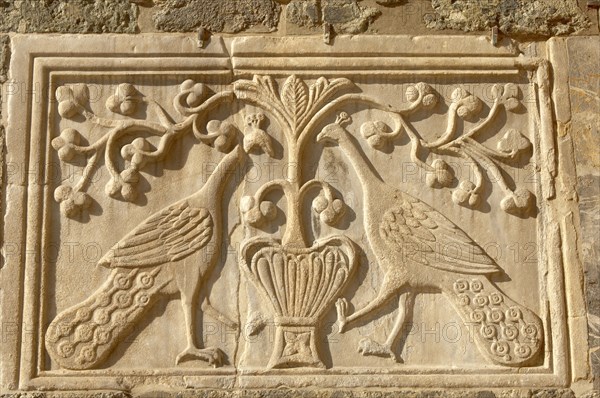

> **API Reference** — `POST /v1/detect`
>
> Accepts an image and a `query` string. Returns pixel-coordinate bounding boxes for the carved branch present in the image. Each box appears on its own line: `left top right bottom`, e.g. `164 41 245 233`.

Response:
53 81 236 218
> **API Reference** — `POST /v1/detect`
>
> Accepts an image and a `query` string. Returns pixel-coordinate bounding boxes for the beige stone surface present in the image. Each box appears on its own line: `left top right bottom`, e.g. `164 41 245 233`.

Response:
0 33 596 396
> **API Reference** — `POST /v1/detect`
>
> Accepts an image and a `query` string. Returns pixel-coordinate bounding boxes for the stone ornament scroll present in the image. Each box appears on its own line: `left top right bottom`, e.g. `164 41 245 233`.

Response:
1 35 578 392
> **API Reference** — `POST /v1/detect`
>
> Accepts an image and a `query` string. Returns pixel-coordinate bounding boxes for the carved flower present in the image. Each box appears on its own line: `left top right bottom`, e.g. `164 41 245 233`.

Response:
312 194 345 226
54 185 92 218
204 120 237 153
425 159 453 188
500 188 534 216
497 129 531 156
491 83 520 112
56 84 89 119
240 196 277 227
121 137 150 170
452 87 483 119
52 128 82 163
452 180 480 208
105 176 138 202
360 121 393 150
180 79 209 107
405 82 437 109
106 83 139 116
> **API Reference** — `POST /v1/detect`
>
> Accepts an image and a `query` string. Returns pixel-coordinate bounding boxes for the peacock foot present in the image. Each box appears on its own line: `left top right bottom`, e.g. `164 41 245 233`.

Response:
358 338 400 362
175 346 224 367
336 298 348 333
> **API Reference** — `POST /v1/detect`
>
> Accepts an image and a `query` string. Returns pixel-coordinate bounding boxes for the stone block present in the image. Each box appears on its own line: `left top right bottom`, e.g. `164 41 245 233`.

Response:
0 0 137 33
425 0 590 38
152 0 281 33
286 0 381 33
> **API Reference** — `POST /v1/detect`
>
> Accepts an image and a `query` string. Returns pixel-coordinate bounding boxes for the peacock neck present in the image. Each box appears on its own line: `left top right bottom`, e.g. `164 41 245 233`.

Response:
201 145 244 199
336 133 382 196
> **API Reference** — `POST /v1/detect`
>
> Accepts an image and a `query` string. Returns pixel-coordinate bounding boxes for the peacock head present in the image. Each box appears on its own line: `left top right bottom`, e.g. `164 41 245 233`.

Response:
316 112 352 145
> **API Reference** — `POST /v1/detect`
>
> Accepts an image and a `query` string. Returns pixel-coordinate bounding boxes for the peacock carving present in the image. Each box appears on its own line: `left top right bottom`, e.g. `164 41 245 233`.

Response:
317 113 543 367
45 128 273 370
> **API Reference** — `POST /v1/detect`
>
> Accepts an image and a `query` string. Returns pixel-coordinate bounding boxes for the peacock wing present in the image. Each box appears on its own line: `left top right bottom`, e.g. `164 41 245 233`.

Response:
99 200 213 268
379 190 500 275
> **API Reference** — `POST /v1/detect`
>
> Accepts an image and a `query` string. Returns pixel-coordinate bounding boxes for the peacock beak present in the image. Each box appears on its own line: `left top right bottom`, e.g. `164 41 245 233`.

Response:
316 130 326 143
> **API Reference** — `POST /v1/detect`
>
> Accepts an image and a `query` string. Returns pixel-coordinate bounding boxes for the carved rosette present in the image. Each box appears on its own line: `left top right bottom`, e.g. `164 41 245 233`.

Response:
240 236 356 368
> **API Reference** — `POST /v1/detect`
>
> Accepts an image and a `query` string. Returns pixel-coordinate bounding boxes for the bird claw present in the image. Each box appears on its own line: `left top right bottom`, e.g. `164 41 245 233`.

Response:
357 338 400 363
175 346 224 368
336 298 348 333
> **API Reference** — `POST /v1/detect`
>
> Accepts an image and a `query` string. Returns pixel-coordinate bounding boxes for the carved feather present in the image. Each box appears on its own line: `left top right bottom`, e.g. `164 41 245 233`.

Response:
99 200 213 268
379 190 499 275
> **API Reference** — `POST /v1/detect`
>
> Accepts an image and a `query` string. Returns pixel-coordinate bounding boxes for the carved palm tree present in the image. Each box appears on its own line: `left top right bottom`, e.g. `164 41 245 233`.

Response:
316 114 543 367
45 135 268 370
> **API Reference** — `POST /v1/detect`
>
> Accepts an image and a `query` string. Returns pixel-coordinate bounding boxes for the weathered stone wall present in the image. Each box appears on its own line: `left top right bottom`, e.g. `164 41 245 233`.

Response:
0 1 598 397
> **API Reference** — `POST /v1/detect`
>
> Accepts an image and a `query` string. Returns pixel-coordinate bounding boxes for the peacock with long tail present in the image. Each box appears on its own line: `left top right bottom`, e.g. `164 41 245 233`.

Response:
316 113 543 367
45 127 272 370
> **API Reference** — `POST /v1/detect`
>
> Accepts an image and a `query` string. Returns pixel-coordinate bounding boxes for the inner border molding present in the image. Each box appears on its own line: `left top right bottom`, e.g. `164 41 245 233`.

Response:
0 34 585 392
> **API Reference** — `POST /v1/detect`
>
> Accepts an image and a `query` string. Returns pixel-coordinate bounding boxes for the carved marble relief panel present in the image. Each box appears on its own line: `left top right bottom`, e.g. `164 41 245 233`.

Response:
1 35 578 392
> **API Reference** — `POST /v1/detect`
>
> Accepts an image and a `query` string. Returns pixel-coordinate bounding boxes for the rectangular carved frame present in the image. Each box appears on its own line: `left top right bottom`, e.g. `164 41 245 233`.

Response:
0 34 585 392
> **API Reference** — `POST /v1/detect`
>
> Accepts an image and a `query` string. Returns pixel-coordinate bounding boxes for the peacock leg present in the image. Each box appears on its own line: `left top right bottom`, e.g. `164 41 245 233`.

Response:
175 262 224 367
358 292 413 362
336 275 402 333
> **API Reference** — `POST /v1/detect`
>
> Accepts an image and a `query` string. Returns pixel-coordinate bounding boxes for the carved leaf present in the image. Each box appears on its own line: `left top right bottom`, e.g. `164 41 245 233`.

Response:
281 75 309 127
306 77 354 119
234 75 291 132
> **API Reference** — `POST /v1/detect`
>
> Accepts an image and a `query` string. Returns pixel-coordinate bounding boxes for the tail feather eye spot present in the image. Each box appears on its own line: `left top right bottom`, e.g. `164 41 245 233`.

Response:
57 341 75 358
457 294 470 306
470 279 484 292
473 294 488 307
481 324 497 340
506 307 522 322
454 279 469 293
502 324 519 340
489 292 503 305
